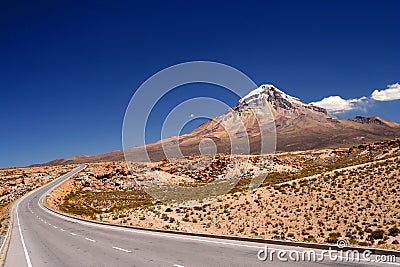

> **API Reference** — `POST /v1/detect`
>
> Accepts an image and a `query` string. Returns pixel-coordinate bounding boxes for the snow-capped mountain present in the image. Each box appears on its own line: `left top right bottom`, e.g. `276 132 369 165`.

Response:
43 84 400 164
124 84 400 161
239 84 305 107
236 84 327 115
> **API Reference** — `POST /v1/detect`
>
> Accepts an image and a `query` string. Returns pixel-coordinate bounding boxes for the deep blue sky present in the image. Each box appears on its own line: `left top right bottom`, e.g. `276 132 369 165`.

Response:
1 0 399 167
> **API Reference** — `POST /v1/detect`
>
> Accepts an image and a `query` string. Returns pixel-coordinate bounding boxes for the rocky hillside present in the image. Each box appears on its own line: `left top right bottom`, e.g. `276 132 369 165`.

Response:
43 84 400 164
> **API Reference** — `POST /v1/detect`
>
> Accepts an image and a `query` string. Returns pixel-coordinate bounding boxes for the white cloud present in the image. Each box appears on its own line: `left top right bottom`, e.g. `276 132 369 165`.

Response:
371 83 400 101
309 96 368 114
309 82 400 115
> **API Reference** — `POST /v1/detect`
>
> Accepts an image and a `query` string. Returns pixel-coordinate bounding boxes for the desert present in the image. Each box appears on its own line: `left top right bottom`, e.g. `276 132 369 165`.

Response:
43 138 400 250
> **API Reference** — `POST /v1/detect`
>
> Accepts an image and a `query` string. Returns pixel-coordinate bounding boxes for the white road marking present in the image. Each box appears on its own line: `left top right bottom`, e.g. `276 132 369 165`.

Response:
37 195 400 266
34 164 400 266
53 225 57 229
112 246 132 253
0 205 13 255
70 232 77 236
38 201 400 266
16 202 33 267
60 229 65 232
85 238 95 242
173 264 184 267
38 200 265 249
48 223 51 226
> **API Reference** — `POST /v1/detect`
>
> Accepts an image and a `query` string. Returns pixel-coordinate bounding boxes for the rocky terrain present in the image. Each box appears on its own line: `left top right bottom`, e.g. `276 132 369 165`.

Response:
46 161 153 217
123 155 400 249
43 84 400 165
0 165 74 246
49 138 400 249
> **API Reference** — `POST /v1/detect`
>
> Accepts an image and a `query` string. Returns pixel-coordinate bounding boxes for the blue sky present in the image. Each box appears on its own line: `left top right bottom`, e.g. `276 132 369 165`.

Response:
1 0 399 167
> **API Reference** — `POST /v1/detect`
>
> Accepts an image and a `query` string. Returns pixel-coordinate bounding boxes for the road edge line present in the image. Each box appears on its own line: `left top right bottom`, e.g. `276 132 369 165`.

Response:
41 165 400 258
0 165 85 267
16 202 32 267
0 205 14 267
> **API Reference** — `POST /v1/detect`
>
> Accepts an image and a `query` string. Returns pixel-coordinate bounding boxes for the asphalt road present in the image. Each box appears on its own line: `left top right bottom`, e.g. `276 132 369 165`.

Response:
3 165 400 266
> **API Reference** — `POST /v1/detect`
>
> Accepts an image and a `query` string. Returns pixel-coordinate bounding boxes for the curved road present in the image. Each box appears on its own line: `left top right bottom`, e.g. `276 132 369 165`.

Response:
3 165 399 266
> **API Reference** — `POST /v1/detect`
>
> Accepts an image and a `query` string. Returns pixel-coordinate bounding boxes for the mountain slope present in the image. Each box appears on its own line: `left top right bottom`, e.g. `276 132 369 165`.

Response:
137 84 400 158
41 150 124 165
43 84 400 165
348 116 400 127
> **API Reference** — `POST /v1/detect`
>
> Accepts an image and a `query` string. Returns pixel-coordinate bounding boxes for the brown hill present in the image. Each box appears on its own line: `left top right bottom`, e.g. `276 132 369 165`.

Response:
43 150 124 165
43 84 400 165
348 115 400 127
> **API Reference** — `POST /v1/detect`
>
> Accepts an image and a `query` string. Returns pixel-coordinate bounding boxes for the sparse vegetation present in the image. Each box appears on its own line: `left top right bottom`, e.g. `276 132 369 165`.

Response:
0 165 74 245
51 139 400 250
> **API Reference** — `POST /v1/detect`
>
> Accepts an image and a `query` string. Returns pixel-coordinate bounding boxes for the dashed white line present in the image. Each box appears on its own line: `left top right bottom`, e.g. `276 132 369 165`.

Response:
60 229 65 232
32 164 399 266
85 237 96 242
70 232 77 236
37 199 400 267
173 264 184 267
53 225 57 229
48 223 51 226
112 246 132 253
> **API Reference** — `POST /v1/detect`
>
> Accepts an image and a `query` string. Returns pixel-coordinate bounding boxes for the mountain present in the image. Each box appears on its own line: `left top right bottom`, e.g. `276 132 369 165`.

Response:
348 116 400 127
39 151 123 166
42 84 400 165
182 84 400 153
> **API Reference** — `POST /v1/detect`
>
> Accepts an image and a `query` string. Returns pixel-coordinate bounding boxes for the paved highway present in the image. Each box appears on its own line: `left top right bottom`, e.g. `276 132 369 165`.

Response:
3 165 399 266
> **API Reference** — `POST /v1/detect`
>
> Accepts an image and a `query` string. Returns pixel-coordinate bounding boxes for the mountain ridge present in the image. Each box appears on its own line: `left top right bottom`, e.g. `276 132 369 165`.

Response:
39 84 400 165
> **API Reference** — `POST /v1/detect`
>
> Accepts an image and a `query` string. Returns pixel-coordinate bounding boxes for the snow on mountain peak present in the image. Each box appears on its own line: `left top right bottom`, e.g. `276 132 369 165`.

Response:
239 84 304 106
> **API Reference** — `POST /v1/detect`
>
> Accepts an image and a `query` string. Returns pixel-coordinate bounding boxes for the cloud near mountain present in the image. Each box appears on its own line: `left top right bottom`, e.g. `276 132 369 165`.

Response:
42 84 400 165
371 83 400 101
309 95 369 114
310 82 399 114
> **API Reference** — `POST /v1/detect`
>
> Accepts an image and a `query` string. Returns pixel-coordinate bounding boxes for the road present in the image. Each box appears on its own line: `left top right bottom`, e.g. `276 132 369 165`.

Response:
277 156 400 186
3 165 399 266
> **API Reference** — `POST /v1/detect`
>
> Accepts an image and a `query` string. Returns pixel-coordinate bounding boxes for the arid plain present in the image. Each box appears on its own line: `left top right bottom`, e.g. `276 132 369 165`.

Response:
41 138 400 250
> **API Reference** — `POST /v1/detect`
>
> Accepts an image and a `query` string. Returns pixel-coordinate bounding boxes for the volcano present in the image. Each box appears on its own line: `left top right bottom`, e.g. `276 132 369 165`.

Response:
43 84 400 165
